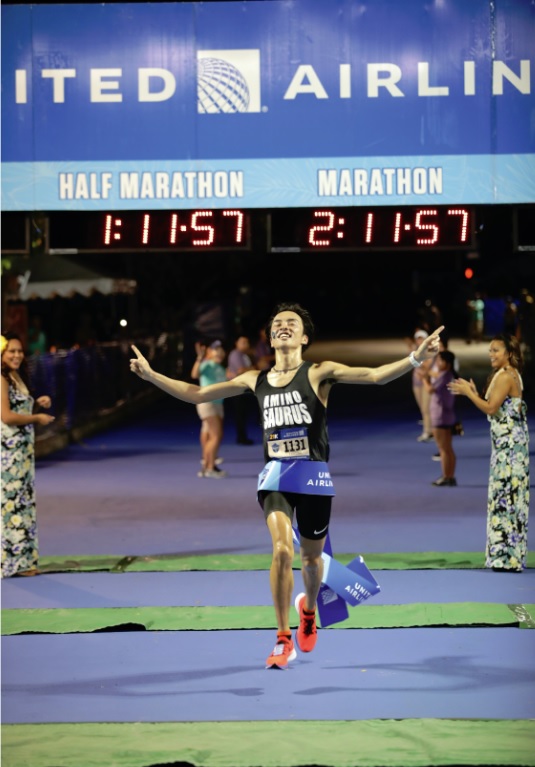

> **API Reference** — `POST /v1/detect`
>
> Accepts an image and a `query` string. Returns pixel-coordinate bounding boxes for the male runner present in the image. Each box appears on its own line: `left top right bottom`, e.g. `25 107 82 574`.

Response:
131 303 442 668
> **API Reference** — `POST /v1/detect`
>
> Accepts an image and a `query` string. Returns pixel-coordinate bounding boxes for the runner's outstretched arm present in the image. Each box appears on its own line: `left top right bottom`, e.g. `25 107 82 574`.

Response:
130 344 253 403
318 326 444 386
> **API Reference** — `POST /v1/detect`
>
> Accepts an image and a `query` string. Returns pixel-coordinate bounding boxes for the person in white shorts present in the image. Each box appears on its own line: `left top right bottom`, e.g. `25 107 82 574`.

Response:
191 341 227 478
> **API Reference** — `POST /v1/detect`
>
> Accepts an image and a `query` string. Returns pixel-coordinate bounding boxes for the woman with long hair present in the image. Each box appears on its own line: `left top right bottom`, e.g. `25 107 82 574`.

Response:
1 332 54 577
449 334 529 572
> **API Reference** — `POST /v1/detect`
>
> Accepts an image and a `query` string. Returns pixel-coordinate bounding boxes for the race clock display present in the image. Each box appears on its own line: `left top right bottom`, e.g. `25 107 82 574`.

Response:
47 209 250 253
270 206 474 251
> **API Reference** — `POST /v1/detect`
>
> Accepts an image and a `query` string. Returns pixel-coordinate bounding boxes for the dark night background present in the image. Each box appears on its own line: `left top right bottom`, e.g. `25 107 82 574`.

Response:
2 204 533 348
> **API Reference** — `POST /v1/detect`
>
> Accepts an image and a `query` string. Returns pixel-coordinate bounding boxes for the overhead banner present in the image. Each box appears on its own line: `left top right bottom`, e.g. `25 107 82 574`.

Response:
2 0 534 210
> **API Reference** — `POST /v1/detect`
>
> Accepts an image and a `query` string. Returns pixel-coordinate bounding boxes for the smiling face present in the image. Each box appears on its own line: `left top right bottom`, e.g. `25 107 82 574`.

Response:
212 347 226 364
270 311 308 350
488 340 509 370
2 338 24 372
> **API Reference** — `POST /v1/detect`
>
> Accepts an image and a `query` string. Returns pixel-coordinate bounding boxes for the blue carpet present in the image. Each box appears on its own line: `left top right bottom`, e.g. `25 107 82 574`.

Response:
3 629 534 723
2 569 534 609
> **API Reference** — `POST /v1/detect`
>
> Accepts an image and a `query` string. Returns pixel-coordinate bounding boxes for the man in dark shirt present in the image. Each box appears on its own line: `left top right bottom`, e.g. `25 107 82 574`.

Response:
131 303 442 668
226 335 256 444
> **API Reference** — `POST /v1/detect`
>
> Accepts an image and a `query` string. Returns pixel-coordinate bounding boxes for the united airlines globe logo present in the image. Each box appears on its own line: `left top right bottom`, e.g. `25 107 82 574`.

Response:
197 50 262 114
198 57 250 113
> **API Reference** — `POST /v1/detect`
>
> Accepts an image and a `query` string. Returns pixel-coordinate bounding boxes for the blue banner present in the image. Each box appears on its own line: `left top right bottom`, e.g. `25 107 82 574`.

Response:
293 529 350 627
2 1 534 210
293 528 381 626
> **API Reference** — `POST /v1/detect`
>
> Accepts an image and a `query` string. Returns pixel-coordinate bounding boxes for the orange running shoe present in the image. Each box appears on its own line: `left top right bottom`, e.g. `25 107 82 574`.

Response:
294 592 318 652
265 633 296 669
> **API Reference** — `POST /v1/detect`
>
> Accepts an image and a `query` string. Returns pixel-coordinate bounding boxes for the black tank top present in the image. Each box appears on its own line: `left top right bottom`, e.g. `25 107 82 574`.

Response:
254 361 330 463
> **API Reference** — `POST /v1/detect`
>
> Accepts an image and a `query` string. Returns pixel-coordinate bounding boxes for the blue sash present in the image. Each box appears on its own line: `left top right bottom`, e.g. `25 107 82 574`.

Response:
257 460 335 496
293 527 381 626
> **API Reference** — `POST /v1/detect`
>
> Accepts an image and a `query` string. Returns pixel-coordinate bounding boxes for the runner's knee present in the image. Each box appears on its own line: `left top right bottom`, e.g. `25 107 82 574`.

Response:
300 550 322 570
272 542 294 570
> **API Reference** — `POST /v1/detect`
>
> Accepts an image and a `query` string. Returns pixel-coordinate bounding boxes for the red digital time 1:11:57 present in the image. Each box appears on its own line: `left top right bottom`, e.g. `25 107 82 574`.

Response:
101 209 246 247
307 208 471 247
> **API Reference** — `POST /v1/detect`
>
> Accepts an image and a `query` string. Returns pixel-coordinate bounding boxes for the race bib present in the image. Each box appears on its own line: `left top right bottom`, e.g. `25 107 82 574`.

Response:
267 427 310 460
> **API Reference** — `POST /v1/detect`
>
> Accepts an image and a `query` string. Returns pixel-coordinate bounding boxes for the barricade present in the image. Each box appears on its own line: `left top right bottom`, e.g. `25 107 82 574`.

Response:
27 335 183 456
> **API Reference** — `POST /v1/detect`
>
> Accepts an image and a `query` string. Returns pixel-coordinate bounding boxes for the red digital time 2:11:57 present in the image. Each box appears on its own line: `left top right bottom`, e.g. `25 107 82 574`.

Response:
101 210 246 248
307 208 471 247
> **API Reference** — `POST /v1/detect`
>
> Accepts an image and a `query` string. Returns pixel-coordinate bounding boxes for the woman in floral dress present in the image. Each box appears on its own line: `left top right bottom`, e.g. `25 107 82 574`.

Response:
1 333 54 577
449 334 529 572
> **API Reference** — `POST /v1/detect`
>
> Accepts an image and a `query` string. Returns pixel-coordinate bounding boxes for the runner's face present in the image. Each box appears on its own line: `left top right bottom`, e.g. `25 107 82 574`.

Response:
270 312 307 349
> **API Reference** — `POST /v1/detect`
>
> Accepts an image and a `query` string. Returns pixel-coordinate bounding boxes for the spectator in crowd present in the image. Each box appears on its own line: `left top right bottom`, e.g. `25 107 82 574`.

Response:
27 316 48 356
419 299 442 333
226 335 256 445
448 334 529 572
503 296 519 337
424 350 458 487
407 329 434 442
466 292 485 343
1 332 54 577
254 327 276 371
191 340 227 478
428 338 460 462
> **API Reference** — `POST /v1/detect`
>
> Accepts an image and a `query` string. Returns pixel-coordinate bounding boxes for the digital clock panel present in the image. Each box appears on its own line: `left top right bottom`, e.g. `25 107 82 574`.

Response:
47 209 250 253
270 206 474 251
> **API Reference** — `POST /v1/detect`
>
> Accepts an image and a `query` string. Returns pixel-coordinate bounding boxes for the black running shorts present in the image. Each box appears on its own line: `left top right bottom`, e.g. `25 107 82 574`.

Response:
258 490 332 540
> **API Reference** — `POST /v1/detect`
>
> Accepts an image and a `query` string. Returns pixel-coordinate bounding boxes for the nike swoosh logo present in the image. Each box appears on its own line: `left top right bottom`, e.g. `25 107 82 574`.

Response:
313 525 328 536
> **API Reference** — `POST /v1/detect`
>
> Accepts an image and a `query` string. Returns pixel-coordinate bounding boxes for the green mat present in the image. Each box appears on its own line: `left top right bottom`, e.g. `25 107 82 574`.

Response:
37 551 535 573
2 719 535 767
3 602 533 635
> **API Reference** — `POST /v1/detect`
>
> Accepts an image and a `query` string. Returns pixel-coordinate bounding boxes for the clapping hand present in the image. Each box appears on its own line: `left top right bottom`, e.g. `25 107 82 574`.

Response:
448 377 478 397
